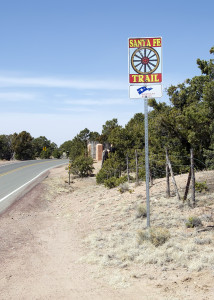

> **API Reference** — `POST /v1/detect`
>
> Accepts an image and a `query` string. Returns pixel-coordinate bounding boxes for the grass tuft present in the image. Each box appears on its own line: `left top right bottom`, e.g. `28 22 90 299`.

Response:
138 227 170 247
185 216 202 228
118 183 130 194
136 204 147 218
195 181 208 193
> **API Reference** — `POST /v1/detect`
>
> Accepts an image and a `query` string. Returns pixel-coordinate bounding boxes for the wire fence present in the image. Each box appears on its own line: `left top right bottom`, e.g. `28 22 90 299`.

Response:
100 148 214 207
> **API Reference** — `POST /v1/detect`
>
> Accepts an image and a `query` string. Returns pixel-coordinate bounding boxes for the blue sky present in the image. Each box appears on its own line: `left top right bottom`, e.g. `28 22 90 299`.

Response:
0 0 213 146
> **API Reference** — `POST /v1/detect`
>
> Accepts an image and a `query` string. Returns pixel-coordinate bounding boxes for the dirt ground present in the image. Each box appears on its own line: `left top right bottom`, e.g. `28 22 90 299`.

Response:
0 160 19 166
0 161 214 300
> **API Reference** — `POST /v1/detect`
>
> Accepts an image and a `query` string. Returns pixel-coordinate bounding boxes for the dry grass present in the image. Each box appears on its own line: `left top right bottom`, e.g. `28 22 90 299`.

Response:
46 165 214 291
136 204 147 218
78 169 214 287
138 227 170 247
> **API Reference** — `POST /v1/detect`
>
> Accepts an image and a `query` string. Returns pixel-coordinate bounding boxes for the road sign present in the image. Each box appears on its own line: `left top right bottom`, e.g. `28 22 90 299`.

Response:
128 37 163 228
130 84 162 99
128 37 162 86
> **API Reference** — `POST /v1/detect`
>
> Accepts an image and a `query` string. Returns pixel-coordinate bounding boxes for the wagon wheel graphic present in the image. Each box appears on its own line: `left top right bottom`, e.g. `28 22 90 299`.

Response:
131 46 160 75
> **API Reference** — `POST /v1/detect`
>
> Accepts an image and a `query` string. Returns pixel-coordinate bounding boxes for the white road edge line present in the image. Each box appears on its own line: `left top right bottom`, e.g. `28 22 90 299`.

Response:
0 162 67 203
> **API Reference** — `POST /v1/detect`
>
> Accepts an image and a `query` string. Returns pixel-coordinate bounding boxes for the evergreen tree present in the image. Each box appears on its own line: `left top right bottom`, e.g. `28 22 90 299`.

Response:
99 118 119 143
0 135 14 160
13 131 34 160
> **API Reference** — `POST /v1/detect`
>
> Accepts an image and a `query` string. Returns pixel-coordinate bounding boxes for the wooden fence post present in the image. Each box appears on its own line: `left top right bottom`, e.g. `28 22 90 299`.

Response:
126 153 130 183
166 150 181 201
150 173 154 186
68 163 71 185
135 149 139 185
183 169 191 202
191 148 196 207
166 148 170 198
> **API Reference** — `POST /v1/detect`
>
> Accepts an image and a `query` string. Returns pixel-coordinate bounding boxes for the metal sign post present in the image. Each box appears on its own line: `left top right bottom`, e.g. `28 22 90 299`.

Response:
144 95 150 227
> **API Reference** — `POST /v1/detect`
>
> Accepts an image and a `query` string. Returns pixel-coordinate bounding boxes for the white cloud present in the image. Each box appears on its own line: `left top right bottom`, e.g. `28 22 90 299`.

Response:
58 107 95 112
0 92 35 101
0 76 127 90
63 98 131 106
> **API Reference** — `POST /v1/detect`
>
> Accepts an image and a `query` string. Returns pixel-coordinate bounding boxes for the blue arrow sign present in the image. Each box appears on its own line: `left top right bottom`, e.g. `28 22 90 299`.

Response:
137 86 153 95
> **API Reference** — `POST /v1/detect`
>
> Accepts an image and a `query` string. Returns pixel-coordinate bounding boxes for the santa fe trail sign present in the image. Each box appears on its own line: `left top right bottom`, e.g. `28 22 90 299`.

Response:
128 37 162 99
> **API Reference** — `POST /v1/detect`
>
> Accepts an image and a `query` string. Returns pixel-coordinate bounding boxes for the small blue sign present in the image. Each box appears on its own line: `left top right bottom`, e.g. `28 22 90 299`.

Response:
137 86 153 95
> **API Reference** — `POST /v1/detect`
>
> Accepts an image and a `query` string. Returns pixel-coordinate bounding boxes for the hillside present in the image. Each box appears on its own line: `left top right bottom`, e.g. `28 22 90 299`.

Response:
0 163 214 299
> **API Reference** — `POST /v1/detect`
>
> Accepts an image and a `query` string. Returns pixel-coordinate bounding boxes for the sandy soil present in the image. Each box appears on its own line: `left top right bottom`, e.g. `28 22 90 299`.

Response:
0 161 214 299
0 160 19 166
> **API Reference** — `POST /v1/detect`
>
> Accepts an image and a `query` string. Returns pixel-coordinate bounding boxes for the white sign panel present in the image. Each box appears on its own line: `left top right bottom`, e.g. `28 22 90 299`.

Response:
129 84 162 99
128 37 163 99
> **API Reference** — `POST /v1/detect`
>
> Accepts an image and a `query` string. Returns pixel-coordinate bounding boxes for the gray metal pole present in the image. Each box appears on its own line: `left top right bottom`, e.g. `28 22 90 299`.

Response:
144 96 150 227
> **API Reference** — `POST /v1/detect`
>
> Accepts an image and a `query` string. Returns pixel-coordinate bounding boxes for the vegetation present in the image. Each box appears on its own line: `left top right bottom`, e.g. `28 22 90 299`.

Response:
118 182 130 193
61 128 100 178
0 131 62 161
185 216 203 228
103 177 119 189
12 131 35 160
138 227 170 247
195 181 208 193
136 204 147 218
0 134 14 160
70 155 94 177
103 176 127 189
66 128 100 162
97 152 123 183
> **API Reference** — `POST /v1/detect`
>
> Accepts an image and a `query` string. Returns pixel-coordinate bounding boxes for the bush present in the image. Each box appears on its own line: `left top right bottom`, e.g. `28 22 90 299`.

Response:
149 227 170 246
117 176 127 185
195 181 208 193
104 177 118 188
138 227 170 247
96 153 123 184
104 176 128 189
185 216 202 228
118 182 130 193
71 155 94 177
96 167 109 184
136 204 147 218
137 229 149 244
52 149 61 159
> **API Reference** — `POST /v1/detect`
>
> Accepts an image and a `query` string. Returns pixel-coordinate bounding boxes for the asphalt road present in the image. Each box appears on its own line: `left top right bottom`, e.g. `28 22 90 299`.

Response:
0 159 69 214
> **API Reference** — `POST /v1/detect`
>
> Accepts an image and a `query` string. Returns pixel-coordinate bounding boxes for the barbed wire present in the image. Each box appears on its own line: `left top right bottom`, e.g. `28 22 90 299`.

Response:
100 150 214 187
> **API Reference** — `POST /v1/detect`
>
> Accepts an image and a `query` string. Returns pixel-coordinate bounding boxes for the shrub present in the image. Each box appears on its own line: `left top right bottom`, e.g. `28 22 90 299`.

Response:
117 176 128 185
185 216 202 228
104 176 128 189
136 204 147 218
118 182 130 193
138 227 170 247
71 155 94 177
195 181 208 193
52 149 61 159
96 153 123 184
96 167 108 184
104 177 118 189
137 229 149 244
150 227 170 247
